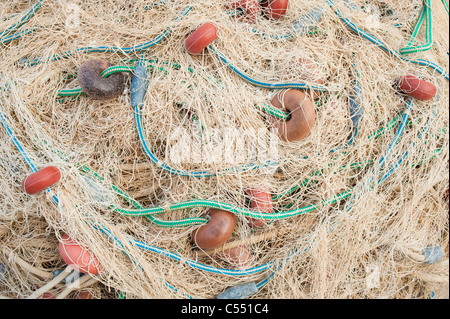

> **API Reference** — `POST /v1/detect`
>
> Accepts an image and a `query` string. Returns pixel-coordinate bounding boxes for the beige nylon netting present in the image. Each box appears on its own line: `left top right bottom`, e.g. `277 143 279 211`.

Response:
0 0 448 299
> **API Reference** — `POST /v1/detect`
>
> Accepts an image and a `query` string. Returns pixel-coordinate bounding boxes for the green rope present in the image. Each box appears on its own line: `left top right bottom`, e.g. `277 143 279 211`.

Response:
57 87 84 97
80 166 210 228
256 102 291 120
442 0 449 14
399 0 433 55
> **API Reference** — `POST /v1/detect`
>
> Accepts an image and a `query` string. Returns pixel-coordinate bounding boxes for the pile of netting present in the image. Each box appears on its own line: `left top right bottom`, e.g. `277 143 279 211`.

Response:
0 0 448 299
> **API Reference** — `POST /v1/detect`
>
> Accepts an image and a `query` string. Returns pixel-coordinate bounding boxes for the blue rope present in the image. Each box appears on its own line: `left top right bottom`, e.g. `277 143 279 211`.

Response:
0 0 43 39
207 44 332 92
344 98 414 212
0 111 38 173
0 27 42 45
378 101 438 185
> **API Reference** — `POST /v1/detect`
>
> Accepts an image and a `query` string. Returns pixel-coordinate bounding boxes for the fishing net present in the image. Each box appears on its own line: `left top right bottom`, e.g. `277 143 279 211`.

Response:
0 0 448 299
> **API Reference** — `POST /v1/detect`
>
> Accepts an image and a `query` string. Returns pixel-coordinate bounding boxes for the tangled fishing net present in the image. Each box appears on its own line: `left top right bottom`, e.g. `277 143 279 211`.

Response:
0 0 448 299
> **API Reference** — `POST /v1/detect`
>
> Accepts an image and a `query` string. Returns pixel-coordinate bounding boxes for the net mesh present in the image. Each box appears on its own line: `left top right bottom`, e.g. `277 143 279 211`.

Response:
0 0 448 299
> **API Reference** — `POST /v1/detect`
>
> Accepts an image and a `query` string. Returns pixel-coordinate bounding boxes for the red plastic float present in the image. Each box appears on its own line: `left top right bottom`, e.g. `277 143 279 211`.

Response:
226 0 261 23
245 186 273 227
270 89 316 142
262 0 289 19
21 166 61 195
185 22 219 55
397 75 437 100
58 234 102 275
192 208 236 250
